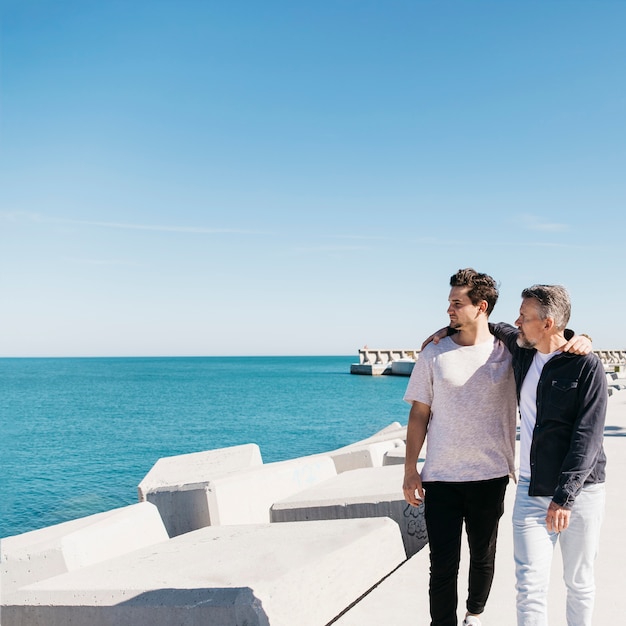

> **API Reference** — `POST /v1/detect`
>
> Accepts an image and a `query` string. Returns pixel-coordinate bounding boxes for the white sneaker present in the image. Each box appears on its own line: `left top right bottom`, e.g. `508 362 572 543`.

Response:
462 617 482 626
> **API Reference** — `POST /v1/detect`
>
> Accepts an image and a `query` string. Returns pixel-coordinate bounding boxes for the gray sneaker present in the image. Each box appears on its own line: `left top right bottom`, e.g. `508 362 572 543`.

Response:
462 617 482 626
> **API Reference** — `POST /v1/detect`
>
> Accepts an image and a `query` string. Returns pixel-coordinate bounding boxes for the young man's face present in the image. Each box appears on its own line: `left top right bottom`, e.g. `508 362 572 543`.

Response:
515 298 545 349
447 286 484 330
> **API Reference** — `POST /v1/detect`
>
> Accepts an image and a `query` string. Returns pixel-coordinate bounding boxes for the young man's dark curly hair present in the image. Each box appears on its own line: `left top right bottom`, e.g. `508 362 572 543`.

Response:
449 268 499 316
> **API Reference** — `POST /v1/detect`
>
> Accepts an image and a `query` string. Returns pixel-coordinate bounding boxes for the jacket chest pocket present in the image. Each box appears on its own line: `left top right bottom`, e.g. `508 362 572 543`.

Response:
547 379 578 413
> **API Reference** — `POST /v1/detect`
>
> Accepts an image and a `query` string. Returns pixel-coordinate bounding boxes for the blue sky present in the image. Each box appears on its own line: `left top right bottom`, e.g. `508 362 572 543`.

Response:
1 1 625 356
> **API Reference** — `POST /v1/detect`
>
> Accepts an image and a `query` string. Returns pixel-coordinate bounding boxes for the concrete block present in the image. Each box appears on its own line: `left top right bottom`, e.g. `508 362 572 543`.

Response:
205 455 336 526
137 444 263 536
390 359 415 376
330 439 405 473
383 443 406 465
350 362 390 375
345 422 407 446
270 464 427 557
1 502 168 595
2 518 407 626
138 444 263 498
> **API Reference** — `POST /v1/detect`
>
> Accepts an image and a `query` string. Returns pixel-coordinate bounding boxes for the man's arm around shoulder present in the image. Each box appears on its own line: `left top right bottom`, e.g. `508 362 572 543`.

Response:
489 322 519 352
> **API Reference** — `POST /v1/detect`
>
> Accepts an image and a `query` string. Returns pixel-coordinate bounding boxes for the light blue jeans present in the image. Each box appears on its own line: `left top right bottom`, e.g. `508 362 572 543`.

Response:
513 477 605 626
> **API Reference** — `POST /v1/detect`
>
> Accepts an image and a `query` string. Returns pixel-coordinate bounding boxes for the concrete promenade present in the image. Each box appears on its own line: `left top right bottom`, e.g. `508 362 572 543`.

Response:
1 380 624 624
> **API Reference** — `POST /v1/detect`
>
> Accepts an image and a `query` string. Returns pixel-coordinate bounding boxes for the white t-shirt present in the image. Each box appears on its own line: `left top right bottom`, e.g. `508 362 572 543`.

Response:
518 350 558 479
404 336 517 482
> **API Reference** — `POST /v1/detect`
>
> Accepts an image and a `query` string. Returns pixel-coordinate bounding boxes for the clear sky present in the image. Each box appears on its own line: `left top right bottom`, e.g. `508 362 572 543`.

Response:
1 1 625 357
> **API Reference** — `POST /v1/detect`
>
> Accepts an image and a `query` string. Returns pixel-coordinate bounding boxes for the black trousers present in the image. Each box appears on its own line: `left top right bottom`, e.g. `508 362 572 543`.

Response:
423 476 508 626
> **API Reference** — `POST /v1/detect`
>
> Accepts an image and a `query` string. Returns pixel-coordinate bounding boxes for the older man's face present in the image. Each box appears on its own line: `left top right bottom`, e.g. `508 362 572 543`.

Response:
515 298 545 349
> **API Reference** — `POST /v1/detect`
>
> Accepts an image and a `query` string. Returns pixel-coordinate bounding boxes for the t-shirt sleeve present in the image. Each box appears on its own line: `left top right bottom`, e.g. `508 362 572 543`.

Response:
403 346 434 406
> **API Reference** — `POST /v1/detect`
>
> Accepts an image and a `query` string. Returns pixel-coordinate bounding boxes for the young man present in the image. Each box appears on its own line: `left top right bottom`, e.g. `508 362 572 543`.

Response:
491 285 606 625
403 268 516 626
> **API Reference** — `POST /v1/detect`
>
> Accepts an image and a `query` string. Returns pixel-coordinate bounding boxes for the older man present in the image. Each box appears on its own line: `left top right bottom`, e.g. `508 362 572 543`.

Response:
492 285 606 626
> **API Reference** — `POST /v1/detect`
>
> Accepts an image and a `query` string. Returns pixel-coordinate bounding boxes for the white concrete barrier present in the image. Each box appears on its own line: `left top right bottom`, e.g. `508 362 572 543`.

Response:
343 422 407 446
137 444 263 536
370 421 404 435
315 422 407 472
383 442 407 465
1 502 168 595
329 439 405 472
2 518 407 626
270 464 428 557
205 455 337 526
390 359 416 376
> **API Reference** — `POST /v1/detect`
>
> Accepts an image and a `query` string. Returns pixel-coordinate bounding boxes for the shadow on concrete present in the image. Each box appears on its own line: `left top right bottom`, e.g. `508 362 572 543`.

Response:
116 587 269 625
604 425 626 437
1 588 271 626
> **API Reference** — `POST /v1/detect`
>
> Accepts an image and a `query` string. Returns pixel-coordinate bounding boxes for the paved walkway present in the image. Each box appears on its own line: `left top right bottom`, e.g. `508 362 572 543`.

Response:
335 390 626 625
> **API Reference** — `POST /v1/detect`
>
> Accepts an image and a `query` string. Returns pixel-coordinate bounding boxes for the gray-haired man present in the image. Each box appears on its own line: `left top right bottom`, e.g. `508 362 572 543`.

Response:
492 285 606 625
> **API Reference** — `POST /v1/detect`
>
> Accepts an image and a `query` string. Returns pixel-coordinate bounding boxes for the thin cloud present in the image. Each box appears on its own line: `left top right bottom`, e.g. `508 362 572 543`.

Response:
64 219 266 235
517 241 572 248
412 236 588 250
519 213 569 233
327 234 390 241
64 257 144 267
0 210 42 222
0 211 269 235
292 244 372 253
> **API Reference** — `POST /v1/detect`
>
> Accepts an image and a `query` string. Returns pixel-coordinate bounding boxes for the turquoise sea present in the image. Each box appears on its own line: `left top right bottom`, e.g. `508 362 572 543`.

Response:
0 356 409 538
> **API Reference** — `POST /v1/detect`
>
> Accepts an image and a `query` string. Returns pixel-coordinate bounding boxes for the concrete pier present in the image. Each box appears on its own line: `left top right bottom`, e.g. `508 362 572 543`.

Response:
349 348 419 375
351 347 626 375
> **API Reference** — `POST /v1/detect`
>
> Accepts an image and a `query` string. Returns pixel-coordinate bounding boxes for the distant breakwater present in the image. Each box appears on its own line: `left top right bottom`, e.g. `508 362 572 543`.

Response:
351 347 626 376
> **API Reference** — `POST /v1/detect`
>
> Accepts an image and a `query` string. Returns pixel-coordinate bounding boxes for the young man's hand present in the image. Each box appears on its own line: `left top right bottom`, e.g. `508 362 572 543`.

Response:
403 470 425 507
560 334 593 355
421 326 449 350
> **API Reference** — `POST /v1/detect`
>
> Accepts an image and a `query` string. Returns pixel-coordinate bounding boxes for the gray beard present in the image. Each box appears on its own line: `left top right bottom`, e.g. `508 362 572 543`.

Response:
516 334 535 349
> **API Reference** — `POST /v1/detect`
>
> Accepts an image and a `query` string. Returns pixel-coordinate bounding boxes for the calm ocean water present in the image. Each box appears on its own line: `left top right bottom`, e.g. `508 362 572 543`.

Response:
0 356 409 538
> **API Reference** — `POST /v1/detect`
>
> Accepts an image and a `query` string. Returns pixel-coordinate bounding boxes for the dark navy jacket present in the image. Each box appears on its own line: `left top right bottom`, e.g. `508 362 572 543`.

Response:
492 323 607 508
